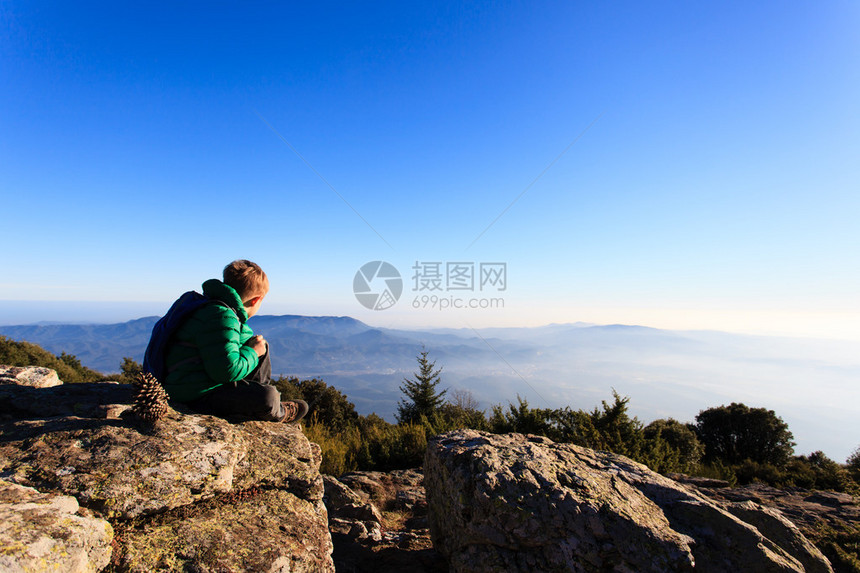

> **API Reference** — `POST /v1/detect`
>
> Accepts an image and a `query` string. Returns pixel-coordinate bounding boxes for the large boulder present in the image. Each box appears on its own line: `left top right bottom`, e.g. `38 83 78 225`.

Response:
0 380 334 572
424 430 833 573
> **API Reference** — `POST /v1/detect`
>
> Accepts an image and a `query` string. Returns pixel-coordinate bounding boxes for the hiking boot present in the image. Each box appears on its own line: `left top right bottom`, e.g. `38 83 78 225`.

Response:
279 400 309 424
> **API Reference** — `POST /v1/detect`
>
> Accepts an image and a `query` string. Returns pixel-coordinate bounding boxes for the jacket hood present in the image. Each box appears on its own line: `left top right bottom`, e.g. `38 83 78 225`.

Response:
202 279 249 322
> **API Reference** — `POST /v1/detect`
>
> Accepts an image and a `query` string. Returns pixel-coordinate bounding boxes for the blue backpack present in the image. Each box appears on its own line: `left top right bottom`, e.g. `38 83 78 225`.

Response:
143 291 229 381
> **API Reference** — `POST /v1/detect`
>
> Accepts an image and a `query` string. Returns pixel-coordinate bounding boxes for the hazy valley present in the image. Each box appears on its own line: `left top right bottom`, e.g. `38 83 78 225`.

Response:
1 315 858 461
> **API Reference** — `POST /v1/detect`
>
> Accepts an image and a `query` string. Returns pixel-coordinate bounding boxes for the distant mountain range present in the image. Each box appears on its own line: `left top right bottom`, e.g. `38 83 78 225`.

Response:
2 315 859 462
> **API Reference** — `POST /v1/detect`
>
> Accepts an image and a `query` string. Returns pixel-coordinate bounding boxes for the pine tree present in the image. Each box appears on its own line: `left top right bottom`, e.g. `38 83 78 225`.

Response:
396 349 447 424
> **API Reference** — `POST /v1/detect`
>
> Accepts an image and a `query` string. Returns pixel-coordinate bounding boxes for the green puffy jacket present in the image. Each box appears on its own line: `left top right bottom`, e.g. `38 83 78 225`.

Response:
162 279 260 402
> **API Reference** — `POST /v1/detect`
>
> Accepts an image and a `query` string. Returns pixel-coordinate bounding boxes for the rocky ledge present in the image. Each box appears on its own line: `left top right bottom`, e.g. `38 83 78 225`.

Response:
425 429 834 573
3 368 855 573
0 372 334 572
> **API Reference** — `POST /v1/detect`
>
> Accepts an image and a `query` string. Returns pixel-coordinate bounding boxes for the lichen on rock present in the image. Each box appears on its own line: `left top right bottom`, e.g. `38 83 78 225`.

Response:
0 379 335 572
0 478 113 573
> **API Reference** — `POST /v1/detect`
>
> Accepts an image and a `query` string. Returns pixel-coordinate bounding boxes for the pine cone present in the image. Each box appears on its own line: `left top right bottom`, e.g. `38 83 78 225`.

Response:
132 372 170 423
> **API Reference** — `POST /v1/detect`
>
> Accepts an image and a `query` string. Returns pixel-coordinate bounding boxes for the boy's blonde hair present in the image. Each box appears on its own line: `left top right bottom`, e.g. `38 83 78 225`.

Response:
223 260 269 301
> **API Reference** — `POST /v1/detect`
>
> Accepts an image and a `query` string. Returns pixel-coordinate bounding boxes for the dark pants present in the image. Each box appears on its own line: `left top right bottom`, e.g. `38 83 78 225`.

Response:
187 352 284 421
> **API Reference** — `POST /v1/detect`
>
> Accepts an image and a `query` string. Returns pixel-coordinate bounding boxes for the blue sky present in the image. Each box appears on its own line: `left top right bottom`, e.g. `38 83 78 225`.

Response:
2 2 858 339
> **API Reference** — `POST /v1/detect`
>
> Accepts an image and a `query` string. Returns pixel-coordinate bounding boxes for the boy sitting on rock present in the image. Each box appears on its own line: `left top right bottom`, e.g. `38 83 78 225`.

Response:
155 259 307 423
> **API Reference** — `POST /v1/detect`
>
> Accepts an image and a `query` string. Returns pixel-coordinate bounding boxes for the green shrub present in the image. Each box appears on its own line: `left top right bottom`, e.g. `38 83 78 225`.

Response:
691 460 738 486
489 395 556 436
784 457 818 489
303 415 362 476
799 451 850 491
436 390 488 432
734 460 786 485
0 335 104 383
485 392 711 476
355 414 427 470
695 403 795 466
302 412 429 476
272 376 359 433
643 419 704 473
807 523 860 573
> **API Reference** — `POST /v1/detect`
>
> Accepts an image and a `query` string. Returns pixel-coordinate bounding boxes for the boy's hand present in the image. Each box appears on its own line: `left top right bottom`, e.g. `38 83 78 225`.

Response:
249 335 268 357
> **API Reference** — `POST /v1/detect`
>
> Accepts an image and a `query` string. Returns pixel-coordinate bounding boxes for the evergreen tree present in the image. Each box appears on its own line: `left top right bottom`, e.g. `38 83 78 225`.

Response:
396 348 447 424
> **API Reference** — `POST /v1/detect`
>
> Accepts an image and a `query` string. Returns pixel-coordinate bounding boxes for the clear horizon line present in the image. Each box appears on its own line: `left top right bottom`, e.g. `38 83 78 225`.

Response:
1 309 860 345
